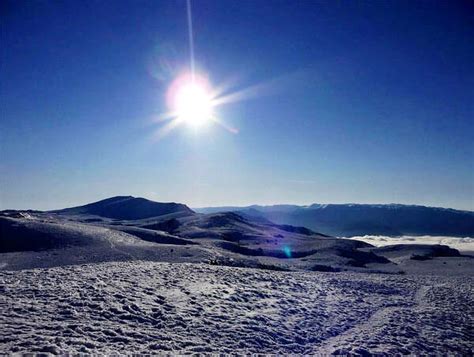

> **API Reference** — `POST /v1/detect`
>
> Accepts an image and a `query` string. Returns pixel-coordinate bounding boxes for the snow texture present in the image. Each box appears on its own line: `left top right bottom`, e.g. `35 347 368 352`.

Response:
1 262 473 354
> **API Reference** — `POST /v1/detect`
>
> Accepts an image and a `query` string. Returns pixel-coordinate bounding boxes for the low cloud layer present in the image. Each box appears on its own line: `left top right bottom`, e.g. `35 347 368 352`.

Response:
348 235 474 252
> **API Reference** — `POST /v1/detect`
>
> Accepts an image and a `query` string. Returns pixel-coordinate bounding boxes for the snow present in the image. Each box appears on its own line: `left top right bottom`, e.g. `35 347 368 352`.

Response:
0 213 394 272
1 262 472 354
1 204 473 354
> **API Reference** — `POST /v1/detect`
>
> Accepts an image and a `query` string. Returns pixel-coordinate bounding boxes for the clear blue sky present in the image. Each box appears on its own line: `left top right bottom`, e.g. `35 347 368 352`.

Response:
1 0 473 210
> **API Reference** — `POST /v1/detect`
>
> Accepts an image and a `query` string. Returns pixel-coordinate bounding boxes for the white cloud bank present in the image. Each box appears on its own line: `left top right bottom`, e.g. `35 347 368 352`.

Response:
348 235 474 252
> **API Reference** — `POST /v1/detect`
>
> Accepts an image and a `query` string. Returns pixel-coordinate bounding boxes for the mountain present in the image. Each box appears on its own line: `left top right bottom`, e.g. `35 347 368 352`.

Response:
0 196 397 272
51 196 194 220
195 203 474 237
2 196 469 272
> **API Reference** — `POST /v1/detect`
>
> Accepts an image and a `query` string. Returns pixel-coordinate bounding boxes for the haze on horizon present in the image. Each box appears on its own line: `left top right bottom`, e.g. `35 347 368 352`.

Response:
1 0 473 211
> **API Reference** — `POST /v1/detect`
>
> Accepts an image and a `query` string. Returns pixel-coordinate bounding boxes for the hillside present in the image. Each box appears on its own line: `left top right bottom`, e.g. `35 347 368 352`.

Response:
2 196 469 273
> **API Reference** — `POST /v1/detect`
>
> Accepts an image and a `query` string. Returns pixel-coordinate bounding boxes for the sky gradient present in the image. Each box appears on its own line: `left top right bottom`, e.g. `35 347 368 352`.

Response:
1 0 473 210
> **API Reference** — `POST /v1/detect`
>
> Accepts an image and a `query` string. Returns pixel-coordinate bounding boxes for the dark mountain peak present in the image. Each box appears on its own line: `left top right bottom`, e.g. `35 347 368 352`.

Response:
88 196 135 206
52 196 194 220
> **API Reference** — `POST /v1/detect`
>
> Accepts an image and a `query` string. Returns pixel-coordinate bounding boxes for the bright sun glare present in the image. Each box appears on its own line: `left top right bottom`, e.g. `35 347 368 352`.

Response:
173 80 213 126
158 72 240 137
154 0 241 138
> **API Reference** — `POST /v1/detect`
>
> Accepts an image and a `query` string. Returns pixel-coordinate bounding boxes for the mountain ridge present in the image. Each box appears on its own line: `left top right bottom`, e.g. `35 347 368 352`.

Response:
4 197 473 237
196 203 474 214
195 203 474 237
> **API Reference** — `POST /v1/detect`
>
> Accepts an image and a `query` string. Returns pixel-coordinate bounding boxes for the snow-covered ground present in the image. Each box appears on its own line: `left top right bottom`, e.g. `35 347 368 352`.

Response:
349 235 474 252
1 203 473 354
1 261 473 354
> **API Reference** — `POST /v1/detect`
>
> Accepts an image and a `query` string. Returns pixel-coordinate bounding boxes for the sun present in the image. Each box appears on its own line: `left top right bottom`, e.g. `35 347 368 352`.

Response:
156 72 239 138
171 76 213 126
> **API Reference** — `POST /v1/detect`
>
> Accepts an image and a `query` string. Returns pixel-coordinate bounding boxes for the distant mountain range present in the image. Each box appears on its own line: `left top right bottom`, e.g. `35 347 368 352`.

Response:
4 196 473 238
195 204 474 237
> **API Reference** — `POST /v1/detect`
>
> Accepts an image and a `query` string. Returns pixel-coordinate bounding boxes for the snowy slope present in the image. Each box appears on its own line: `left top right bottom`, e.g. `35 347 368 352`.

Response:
0 211 390 272
1 262 472 354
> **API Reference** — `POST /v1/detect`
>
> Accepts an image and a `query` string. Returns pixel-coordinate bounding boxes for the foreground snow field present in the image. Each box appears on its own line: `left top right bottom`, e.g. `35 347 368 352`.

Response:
1 261 473 355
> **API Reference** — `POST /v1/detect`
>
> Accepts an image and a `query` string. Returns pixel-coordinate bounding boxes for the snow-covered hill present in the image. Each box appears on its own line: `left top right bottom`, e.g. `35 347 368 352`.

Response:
0 210 390 272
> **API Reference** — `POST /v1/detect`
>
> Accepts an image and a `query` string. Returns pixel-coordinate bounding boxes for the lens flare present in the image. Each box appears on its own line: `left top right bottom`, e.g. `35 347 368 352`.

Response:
283 246 292 258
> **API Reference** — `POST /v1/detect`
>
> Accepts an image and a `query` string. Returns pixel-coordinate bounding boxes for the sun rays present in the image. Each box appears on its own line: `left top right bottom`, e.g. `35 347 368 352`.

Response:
149 0 242 139
148 0 300 141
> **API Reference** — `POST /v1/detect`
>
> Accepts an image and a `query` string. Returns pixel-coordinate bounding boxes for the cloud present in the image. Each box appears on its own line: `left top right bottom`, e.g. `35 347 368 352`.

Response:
348 235 474 252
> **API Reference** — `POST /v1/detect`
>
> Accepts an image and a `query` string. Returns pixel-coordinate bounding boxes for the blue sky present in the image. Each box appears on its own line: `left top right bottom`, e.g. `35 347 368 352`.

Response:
1 0 473 210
